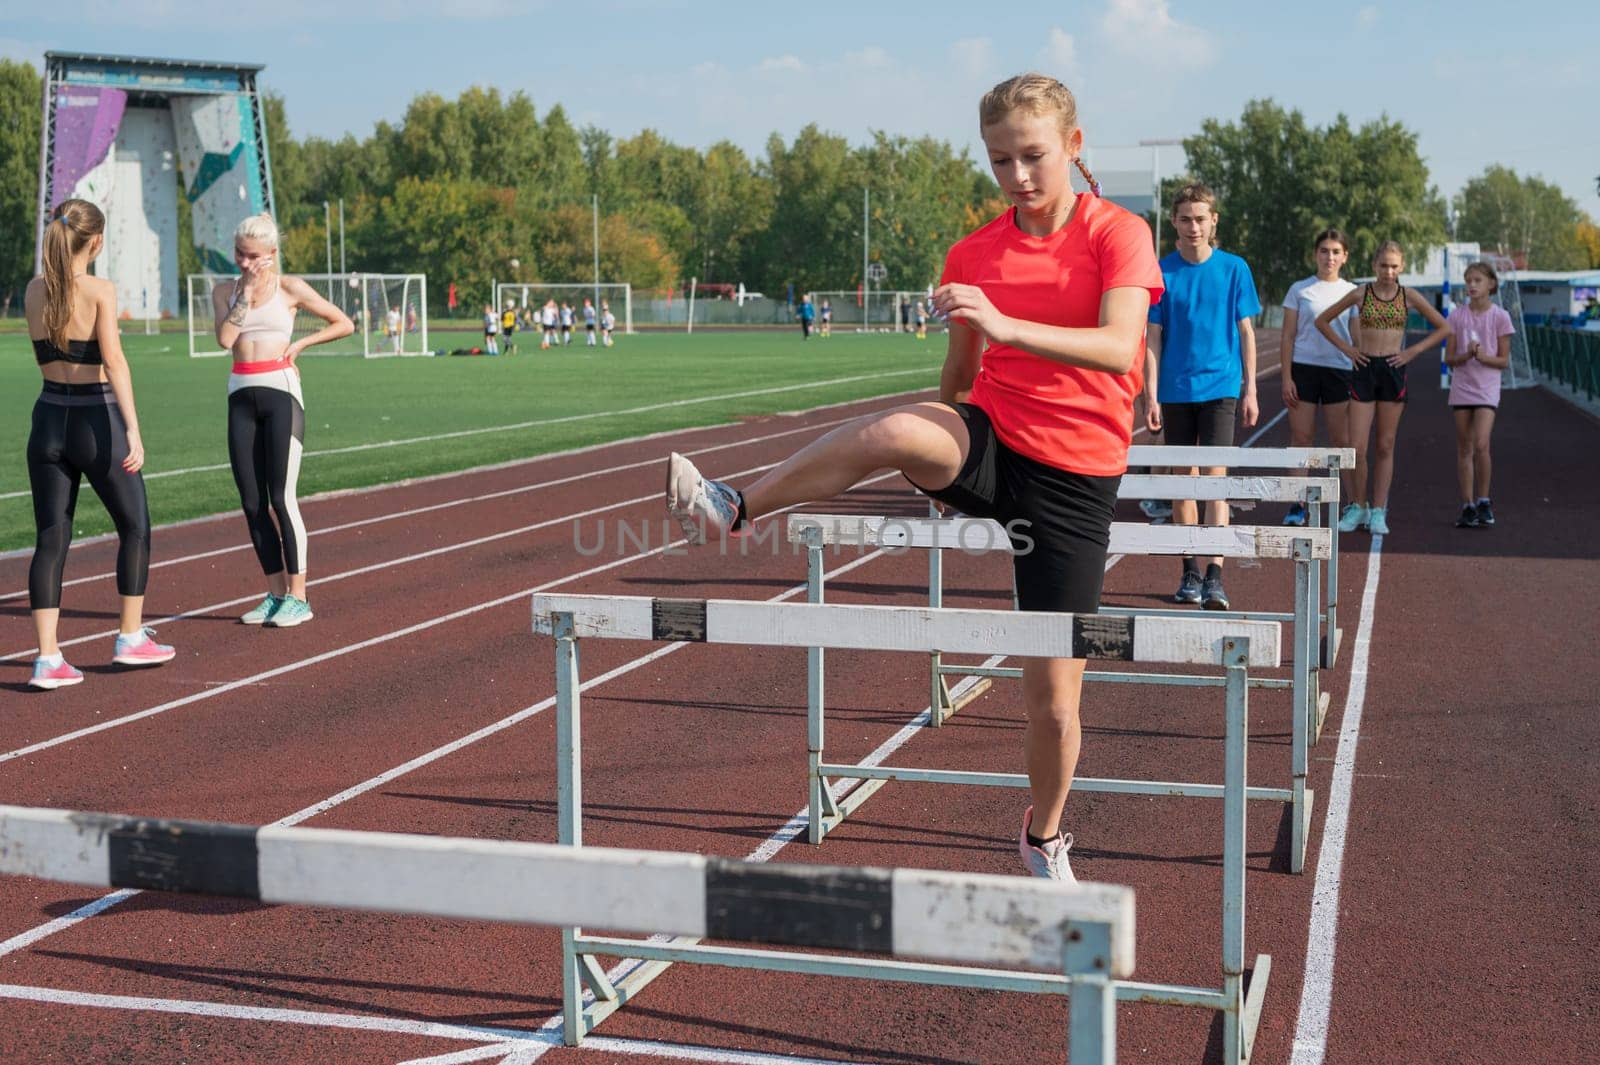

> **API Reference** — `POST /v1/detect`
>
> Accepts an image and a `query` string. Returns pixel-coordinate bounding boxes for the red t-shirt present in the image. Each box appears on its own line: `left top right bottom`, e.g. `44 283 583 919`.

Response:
939 194 1163 476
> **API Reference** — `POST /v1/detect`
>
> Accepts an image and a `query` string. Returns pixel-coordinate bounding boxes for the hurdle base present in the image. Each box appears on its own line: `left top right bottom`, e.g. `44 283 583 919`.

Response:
1323 627 1343 669
569 936 694 1044
935 675 991 726
1291 788 1315 875
1316 690 1331 740
812 775 889 842
1241 953 1273 1063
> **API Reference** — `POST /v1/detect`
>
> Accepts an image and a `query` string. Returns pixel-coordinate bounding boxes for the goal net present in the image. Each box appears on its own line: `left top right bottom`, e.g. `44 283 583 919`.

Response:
805 290 929 331
1470 253 1535 390
493 282 633 335
188 273 429 358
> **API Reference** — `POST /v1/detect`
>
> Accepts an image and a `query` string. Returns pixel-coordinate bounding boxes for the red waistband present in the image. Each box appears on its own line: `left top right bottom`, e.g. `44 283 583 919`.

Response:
232 357 293 375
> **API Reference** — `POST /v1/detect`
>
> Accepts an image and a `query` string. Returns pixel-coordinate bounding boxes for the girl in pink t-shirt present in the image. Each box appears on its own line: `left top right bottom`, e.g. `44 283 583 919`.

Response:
1444 262 1514 528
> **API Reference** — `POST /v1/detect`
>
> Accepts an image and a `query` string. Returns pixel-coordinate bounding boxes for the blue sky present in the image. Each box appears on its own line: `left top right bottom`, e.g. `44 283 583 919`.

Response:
6 0 1598 221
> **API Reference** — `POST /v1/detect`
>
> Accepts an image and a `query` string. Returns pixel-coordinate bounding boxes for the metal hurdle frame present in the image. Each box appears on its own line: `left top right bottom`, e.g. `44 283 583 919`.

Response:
1128 444 1354 675
792 514 1329 874
0 805 1135 1065
532 594 1280 1065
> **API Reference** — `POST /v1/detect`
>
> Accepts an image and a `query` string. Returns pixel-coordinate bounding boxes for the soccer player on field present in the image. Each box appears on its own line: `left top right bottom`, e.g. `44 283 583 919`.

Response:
600 301 616 346
560 301 575 345
582 297 598 346
542 299 559 349
667 72 1163 881
483 303 499 355
214 213 354 629
501 302 519 355
820 297 832 337
1144 183 1261 611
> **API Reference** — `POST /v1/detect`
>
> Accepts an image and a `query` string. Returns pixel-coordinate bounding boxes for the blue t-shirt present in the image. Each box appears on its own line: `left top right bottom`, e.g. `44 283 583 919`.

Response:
1148 248 1262 403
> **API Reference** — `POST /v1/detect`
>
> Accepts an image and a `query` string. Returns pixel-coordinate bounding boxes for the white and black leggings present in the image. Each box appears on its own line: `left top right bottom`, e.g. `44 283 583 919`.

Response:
27 382 151 610
227 371 308 576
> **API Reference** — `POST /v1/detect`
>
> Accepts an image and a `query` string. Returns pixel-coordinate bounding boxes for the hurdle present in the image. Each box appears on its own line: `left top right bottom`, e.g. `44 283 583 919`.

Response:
0 804 1134 1064
1128 444 1354 672
533 593 1279 1065
791 513 1329 874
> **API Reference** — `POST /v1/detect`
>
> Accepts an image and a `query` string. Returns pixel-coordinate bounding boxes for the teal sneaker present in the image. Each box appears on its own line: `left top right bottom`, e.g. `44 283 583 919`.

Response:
1366 507 1390 536
264 595 314 628
240 594 282 625
1337 502 1369 533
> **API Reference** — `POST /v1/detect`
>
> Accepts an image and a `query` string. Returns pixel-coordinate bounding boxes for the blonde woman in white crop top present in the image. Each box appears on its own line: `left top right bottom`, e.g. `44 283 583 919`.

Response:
212 214 352 628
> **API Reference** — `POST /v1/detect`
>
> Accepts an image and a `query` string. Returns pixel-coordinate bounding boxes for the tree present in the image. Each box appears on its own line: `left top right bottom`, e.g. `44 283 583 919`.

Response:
1454 165 1588 270
748 125 864 294
859 132 986 296
0 59 42 314
1576 219 1600 270
1177 99 1445 302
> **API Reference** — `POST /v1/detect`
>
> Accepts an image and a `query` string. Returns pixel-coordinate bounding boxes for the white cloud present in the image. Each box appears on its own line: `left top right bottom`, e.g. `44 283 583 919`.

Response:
1039 27 1079 78
1100 0 1217 69
758 54 807 75
1357 5 1379 28
949 36 996 81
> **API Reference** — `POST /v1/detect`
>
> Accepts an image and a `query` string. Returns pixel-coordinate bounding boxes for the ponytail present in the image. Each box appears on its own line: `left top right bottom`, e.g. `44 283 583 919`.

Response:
1074 157 1101 197
40 200 106 351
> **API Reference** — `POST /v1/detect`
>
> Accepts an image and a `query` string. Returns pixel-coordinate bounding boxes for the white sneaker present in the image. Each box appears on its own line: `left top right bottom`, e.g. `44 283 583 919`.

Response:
1017 806 1076 882
665 452 742 545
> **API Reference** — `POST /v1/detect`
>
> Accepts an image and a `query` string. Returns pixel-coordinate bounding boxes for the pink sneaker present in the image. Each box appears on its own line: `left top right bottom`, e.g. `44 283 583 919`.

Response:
112 627 176 668
30 657 84 691
1017 805 1075 882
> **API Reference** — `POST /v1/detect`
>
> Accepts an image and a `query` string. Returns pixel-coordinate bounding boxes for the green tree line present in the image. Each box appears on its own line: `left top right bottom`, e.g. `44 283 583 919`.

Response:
2 58 1594 320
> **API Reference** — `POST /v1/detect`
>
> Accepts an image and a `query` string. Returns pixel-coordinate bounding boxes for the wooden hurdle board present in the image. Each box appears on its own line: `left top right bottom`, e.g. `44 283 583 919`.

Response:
0 805 1134 1064
532 594 1275 1065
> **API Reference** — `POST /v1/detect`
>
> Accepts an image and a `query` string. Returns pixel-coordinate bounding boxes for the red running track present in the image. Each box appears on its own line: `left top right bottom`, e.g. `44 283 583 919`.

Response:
1 377 1595 1065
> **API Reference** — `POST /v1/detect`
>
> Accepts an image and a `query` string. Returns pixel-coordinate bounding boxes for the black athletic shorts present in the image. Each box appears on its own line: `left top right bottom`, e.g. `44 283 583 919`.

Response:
1291 363 1352 406
1349 355 1407 403
910 403 1119 616
1161 397 1237 447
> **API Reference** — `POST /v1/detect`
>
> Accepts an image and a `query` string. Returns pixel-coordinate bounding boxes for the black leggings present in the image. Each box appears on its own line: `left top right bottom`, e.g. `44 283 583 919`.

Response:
228 383 308 577
28 382 151 610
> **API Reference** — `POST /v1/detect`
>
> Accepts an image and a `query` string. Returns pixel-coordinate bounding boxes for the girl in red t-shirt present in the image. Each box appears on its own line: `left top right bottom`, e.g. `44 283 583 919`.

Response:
665 73 1163 881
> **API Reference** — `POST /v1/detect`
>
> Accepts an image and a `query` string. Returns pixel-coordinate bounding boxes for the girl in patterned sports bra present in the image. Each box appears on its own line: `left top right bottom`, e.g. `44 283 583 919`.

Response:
23 198 176 689
212 214 353 629
1314 240 1449 536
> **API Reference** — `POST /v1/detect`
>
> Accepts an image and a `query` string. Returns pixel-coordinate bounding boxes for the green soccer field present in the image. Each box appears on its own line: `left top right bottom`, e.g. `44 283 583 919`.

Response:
0 330 943 553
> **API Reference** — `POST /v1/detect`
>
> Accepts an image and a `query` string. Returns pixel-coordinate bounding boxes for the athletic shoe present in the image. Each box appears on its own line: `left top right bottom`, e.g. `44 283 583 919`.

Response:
112 627 176 667
1201 575 1231 611
1367 507 1390 536
1337 502 1369 533
1174 570 1203 604
1139 499 1173 521
665 452 742 544
1017 806 1075 882
265 596 314 628
1283 503 1308 527
29 657 84 690
240 594 282 625
1455 504 1480 529
1475 499 1495 527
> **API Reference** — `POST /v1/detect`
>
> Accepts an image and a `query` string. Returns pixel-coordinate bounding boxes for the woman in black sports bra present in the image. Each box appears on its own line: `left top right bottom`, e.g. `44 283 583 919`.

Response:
22 198 175 690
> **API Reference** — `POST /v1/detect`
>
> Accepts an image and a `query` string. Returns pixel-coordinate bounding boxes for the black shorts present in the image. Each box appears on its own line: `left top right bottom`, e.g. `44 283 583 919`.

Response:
1291 363 1352 406
1161 397 1237 447
1349 356 1407 403
911 403 1119 615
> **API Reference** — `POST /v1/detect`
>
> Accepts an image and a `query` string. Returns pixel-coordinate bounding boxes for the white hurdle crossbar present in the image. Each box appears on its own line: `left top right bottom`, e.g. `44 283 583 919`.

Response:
790 513 1329 874
532 594 1277 1065
1128 445 1354 670
0 804 1134 1065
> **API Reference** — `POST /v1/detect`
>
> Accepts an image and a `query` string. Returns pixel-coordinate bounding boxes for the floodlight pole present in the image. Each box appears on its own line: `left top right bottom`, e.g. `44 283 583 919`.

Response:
592 194 600 319
863 187 870 331
323 201 333 299
338 198 346 274
1139 139 1183 255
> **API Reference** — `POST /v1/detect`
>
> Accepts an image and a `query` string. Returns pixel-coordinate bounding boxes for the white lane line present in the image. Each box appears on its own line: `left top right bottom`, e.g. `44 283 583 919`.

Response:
580 1037 870 1065
1289 534 1383 1065
0 413 863 604
1241 406 1289 447
0 366 937 502
0 454 792 663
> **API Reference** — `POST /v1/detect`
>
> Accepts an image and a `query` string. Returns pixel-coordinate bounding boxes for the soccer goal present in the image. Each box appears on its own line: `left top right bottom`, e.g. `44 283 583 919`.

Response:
493 282 633 335
1471 253 1536 389
806 290 913 332
188 273 429 358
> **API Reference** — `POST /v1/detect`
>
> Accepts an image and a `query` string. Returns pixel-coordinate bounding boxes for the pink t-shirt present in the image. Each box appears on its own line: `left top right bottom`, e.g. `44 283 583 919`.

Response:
1447 303 1514 407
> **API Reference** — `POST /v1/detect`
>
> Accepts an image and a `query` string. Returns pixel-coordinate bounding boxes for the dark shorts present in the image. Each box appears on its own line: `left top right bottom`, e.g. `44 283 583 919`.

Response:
1161 397 1237 447
910 403 1119 615
1291 363 1352 406
1349 356 1407 403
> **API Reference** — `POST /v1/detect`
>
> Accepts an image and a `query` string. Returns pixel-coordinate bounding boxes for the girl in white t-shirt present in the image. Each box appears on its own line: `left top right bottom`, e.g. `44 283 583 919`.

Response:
1279 228 1357 525
1444 261 1513 528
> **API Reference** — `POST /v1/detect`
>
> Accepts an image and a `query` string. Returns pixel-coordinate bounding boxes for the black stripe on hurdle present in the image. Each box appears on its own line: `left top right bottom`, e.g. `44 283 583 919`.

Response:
1072 615 1135 660
704 859 892 953
104 816 260 898
652 598 707 642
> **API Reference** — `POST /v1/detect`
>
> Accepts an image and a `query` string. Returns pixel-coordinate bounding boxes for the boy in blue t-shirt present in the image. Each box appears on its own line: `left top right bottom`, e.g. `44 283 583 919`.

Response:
1146 183 1261 610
